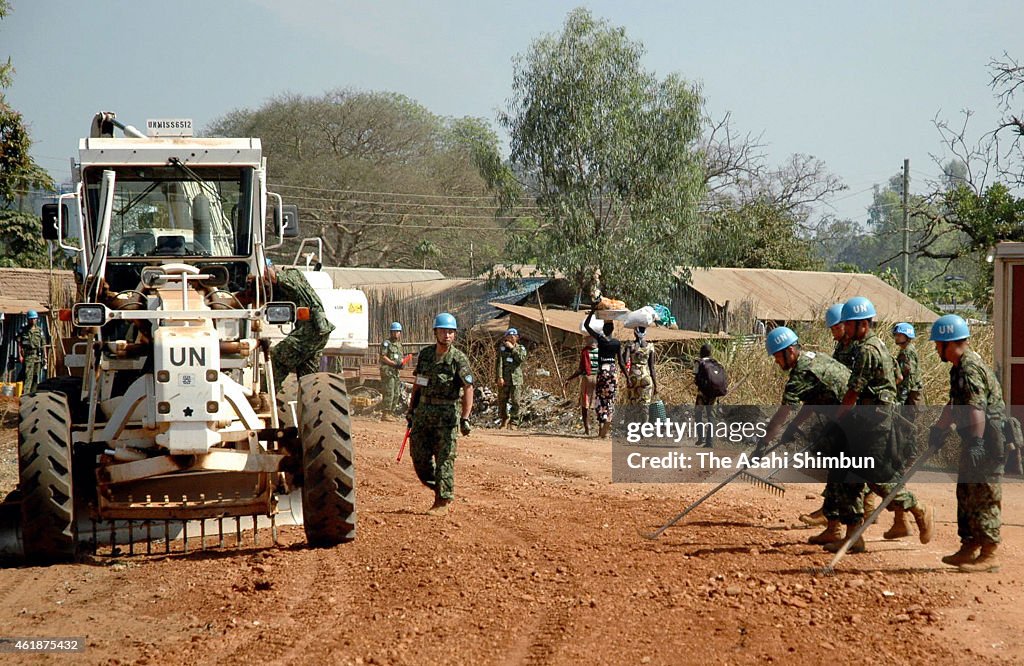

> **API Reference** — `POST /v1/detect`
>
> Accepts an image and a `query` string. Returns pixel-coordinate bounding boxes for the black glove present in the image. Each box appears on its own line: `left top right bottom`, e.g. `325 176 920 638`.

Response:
752 437 768 459
779 425 798 446
397 360 405 370
459 418 472 436
927 426 946 452
966 436 986 469
405 411 414 428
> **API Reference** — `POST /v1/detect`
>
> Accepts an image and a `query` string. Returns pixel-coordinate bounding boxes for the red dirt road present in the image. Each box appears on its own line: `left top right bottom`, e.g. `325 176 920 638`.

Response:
0 416 1022 665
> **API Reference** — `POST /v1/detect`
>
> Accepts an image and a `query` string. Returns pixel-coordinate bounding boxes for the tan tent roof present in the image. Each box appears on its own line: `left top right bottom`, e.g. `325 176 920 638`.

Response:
489 303 729 343
680 267 938 324
0 268 75 314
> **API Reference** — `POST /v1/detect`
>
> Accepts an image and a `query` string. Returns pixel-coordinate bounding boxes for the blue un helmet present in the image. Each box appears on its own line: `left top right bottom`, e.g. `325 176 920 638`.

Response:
825 304 844 328
892 322 916 339
26 310 38 319
390 322 403 332
433 312 457 330
765 326 799 355
505 328 518 336
930 314 970 342
841 296 876 322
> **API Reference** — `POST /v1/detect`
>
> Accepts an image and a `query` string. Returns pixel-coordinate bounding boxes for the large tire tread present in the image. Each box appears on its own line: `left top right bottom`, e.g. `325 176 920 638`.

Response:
298 373 356 546
18 392 76 562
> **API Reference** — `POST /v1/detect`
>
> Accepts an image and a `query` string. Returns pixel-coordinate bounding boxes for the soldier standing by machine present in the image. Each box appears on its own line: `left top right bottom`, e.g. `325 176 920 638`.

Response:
17 310 45 396
379 321 405 419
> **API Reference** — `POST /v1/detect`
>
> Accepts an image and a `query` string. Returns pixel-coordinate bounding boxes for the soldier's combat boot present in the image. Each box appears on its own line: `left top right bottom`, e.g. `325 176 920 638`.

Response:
427 497 453 516
824 521 866 554
799 508 828 527
941 540 980 567
808 520 843 545
909 502 934 544
958 543 999 573
883 507 912 539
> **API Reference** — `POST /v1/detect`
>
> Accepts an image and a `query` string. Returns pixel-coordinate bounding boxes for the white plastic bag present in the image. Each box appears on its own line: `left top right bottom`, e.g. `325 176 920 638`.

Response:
623 306 657 329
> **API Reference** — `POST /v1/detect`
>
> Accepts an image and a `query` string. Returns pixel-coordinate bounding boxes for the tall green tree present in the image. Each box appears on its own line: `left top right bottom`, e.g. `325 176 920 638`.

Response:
500 8 704 306
208 90 509 275
0 0 55 268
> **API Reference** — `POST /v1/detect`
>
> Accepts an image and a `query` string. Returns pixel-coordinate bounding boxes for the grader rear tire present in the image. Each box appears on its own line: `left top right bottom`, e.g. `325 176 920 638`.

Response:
18 392 77 562
298 373 356 546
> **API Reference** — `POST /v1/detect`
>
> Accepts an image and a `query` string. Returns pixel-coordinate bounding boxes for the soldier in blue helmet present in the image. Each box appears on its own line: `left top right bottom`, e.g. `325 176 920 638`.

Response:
927 315 1006 572
758 327 854 546
405 313 474 516
495 327 527 428
832 296 934 554
379 322 405 418
18 310 45 395
892 322 923 406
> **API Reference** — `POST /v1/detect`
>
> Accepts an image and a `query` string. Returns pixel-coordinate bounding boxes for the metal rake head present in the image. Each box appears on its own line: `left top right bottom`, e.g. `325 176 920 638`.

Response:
738 470 785 496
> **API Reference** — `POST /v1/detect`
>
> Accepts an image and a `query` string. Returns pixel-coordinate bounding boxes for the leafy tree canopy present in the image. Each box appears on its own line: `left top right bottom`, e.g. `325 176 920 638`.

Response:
500 7 705 306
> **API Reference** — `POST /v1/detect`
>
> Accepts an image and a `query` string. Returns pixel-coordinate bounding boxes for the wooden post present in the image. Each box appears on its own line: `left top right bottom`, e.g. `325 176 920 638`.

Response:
535 288 567 398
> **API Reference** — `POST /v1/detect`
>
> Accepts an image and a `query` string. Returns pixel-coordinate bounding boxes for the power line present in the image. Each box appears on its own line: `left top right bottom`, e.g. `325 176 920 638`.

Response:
269 181 532 203
277 191 542 212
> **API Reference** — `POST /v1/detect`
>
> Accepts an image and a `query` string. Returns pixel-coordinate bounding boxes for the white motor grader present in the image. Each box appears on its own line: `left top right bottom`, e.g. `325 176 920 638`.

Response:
1 113 355 562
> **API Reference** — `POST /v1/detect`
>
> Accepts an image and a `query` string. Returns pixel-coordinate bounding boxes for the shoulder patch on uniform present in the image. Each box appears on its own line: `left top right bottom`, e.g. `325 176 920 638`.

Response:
805 351 816 358
464 374 474 384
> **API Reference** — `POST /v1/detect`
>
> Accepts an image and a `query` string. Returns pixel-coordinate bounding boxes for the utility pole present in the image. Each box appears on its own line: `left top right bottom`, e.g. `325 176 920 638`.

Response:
902 158 910 293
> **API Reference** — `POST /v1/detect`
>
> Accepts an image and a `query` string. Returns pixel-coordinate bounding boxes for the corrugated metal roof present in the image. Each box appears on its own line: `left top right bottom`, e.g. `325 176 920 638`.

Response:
316 267 446 288
679 267 939 323
490 303 729 342
0 268 75 314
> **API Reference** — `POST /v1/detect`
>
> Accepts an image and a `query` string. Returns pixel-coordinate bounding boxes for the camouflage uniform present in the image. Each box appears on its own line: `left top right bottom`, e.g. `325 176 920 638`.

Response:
895 343 924 406
380 337 405 414
270 268 335 387
841 332 920 515
833 339 858 370
949 349 1005 545
781 351 863 521
781 351 850 407
495 341 527 425
19 324 45 395
410 345 474 501
623 341 656 406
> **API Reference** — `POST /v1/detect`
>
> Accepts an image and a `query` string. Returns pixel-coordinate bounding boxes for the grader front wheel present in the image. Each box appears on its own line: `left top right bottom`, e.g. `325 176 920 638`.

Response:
298 373 356 546
18 392 77 562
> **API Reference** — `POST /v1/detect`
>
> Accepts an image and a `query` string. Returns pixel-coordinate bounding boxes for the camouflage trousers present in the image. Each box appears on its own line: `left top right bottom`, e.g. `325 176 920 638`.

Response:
498 381 523 425
410 404 459 500
381 369 402 413
271 331 329 387
957 482 1001 545
22 357 41 395
822 476 917 524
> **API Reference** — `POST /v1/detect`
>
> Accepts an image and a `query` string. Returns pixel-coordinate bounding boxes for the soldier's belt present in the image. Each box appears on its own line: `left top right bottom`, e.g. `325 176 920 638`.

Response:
421 397 458 405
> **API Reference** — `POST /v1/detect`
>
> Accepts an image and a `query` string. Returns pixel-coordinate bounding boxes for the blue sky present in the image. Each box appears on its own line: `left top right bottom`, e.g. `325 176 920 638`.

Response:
3 0 1020 223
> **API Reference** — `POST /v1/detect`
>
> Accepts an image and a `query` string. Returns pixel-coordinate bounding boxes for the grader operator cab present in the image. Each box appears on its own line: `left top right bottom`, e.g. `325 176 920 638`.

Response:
1 112 355 562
